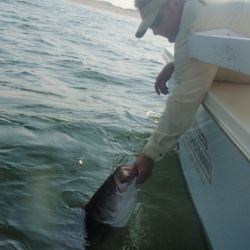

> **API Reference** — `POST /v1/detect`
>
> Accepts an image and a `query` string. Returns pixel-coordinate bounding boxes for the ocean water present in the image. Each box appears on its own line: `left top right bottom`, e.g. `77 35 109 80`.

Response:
0 0 208 249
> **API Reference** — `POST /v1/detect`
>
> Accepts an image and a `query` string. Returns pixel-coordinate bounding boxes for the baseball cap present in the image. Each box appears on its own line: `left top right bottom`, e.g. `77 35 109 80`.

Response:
135 0 169 38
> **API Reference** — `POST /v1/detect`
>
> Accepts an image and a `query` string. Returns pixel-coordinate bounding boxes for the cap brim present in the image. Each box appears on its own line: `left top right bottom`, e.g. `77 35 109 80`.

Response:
135 12 158 39
135 28 147 38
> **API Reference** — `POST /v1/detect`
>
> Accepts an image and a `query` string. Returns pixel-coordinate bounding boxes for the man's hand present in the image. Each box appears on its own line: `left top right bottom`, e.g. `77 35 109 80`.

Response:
155 62 174 95
131 154 154 184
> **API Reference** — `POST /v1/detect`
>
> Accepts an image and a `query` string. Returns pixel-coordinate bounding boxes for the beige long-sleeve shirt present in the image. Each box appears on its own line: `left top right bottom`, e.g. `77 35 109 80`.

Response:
143 0 250 162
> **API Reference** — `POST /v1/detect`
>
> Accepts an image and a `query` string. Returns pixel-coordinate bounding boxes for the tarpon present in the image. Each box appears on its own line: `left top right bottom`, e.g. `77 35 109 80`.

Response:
84 165 137 244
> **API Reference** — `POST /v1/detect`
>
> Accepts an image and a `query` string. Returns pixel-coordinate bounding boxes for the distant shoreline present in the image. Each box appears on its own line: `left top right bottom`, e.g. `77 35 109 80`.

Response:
66 0 140 19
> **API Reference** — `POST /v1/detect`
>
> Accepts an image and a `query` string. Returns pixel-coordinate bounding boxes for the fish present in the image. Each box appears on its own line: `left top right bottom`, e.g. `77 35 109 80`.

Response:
84 165 137 245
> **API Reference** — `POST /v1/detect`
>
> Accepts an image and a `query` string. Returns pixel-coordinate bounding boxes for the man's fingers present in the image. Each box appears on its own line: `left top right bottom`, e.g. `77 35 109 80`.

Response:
160 84 168 95
136 172 146 184
155 78 165 95
136 167 152 184
155 81 160 95
132 165 145 184
155 80 168 95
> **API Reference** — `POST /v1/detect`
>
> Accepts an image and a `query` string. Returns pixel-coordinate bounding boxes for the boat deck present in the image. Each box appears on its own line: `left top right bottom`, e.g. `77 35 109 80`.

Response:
188 29 250 160
204 79 250 160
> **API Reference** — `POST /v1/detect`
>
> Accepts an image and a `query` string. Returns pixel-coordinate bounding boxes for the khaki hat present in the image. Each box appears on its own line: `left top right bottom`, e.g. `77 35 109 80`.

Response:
135 0 169 38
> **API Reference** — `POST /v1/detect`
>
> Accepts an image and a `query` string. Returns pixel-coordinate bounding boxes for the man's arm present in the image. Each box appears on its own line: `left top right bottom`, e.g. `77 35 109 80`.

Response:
132 58 218 183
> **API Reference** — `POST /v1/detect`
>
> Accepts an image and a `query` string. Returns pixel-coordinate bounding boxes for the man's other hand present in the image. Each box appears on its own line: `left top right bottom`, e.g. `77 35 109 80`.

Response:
155 62 174 95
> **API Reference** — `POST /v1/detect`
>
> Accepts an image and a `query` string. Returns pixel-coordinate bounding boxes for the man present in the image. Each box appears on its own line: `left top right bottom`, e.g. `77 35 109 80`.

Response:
131 0 250 183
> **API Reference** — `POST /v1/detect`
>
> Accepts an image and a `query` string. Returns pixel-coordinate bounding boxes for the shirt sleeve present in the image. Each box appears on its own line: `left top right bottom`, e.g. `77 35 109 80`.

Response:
141 0 220 162
142 51 218 162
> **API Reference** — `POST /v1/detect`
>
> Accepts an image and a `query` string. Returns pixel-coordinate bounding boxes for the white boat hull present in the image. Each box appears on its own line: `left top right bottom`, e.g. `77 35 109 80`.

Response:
179 105 250 250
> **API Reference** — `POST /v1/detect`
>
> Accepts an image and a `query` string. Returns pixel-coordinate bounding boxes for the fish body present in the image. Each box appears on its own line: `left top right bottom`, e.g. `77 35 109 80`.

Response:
85 165 137 227
84 166 137 244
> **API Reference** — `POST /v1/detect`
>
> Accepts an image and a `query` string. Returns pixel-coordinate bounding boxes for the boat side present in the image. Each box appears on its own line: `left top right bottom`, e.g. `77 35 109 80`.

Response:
165 29 250 249
178 102 250 250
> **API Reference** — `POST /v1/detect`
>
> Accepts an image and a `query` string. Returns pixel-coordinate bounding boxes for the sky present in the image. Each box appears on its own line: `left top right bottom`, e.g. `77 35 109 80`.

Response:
101 0 135 9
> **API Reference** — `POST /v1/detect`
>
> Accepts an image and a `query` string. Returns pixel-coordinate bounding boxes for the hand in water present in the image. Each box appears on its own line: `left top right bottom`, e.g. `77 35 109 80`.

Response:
131 154 154 184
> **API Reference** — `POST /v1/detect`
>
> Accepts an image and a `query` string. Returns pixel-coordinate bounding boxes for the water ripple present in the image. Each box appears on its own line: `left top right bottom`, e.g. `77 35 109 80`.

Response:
0 0 182 249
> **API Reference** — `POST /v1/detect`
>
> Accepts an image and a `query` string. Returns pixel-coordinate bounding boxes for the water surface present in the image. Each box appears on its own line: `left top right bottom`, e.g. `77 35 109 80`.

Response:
0 0 207 249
